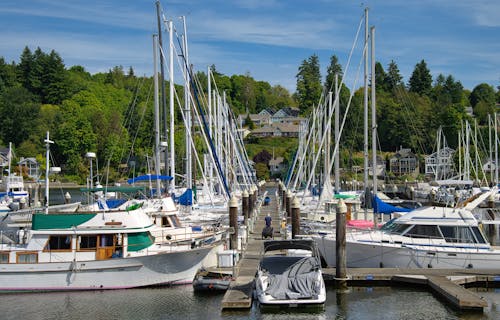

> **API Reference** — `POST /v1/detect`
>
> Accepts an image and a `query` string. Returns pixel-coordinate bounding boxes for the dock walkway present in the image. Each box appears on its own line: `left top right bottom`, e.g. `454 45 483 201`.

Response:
221 187 281 310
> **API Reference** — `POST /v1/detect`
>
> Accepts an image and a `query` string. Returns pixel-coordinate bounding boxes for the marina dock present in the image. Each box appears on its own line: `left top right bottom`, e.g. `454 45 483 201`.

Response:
221 188 282 310
220 185 497 312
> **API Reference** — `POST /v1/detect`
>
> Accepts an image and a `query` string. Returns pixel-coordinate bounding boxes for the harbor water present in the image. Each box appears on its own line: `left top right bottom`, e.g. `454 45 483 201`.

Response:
0 286 499 320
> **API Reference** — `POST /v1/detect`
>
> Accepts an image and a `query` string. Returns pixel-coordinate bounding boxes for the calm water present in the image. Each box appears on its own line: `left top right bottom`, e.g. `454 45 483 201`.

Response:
0 286 499 320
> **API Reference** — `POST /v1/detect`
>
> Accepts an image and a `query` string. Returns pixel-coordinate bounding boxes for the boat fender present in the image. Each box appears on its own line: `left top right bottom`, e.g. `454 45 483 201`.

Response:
467 264 473 269
427 264 433 268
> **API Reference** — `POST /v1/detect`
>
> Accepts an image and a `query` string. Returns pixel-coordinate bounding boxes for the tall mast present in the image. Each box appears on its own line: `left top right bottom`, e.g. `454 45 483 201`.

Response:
334 73 340 193
370 26 377 224
44 131 54 214
155 1 168 178
496 112 498 184
153 34 162 199
371 26 377 198
181 16 192 201
489 114 493 183
168 19 175 191
363 7 369 218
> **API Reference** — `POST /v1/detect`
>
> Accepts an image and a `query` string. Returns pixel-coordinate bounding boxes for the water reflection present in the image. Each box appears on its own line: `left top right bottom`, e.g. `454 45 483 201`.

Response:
0 285 499 320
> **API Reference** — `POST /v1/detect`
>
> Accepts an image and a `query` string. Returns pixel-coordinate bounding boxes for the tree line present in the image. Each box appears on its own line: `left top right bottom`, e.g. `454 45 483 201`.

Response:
0 46 499 182
295 54 500 158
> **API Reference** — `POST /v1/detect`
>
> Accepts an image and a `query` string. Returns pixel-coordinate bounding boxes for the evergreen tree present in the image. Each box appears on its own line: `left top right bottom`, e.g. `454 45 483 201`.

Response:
324 55 343 92
296 54 322 114
0 86 40 146
0 57 17 91
17 46 34 92
408 60 432 96
41 50 69 104
385 60 403 91
374 62 387 92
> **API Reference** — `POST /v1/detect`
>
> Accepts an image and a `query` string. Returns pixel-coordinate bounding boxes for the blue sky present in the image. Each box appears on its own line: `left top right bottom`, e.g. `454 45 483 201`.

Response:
1 0 499 92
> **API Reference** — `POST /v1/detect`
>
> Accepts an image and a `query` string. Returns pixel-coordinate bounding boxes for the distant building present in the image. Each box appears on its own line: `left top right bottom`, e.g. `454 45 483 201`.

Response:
19 157 40 180
389 148 419 176
424 147 455 179
251 123 300 138
269 157 285 176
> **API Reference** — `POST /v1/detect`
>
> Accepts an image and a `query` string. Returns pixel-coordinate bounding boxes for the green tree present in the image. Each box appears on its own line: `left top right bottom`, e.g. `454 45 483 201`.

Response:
374 62 387 92
245 114 255 129
255 162 270 180
324 54 343 92
0 57 18 91
470 83 496 124
0 86 40 146
408 60 432 96
296 54 322 114
385 60 403 92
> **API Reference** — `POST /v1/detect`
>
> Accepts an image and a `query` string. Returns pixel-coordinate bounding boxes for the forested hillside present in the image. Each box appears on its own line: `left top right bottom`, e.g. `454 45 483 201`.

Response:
0 47 498 182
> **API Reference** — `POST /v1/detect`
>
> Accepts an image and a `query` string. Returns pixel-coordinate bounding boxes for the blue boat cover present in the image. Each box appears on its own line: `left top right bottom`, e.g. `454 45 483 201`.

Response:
127 174 173 184
372 195 412 214
179 188 193 206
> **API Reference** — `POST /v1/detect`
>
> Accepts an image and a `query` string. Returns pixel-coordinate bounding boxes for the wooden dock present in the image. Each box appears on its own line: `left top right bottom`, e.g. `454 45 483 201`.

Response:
323 267 493 310
220 185 496 312
221 189 282 310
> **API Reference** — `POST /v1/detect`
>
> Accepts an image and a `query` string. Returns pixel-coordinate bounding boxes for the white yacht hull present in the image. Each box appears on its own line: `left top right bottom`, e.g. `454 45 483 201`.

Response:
315 235 500 269
0 245 215 291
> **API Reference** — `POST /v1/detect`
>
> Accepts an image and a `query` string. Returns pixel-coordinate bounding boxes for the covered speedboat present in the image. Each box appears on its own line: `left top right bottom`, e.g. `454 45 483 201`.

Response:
255 239 326 307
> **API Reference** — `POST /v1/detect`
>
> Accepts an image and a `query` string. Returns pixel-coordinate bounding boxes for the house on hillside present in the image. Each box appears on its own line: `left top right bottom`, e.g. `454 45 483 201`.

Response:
424 147 455 179
269 156 285 177
389 148 419 176
18 157 40 180
238 113 272 128
251 123 300 138
271 107 300 123
0 147 9 172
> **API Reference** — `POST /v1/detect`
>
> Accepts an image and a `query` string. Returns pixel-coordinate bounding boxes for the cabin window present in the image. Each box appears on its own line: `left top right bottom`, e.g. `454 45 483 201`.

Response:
79 235 98 250
404 225 441 239
161 216 171 227
171 216 181 228
45 235 72 251
471 227 487 244
99 234 115 247
0 252 9 263
386 223 411 235
439 226 476 243
17 252 38 263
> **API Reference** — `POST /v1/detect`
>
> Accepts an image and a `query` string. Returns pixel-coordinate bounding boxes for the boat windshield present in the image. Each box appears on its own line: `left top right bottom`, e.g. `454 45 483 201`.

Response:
381 220 410 235
439 226 484 244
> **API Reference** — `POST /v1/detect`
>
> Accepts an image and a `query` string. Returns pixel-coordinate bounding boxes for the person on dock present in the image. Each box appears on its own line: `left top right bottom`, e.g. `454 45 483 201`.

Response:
265 213 272 227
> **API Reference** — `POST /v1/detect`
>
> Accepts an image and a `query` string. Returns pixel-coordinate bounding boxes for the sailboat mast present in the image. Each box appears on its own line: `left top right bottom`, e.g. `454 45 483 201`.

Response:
363 7 369 218
155 1 168 178
334 73 340 193
153 34 162 199
44 131 54 214
169 19 175 191
371 26 377 199
181 16 192 197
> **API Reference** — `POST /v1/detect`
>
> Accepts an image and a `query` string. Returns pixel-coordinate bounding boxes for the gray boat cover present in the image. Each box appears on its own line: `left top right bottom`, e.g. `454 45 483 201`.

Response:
264 256 321 300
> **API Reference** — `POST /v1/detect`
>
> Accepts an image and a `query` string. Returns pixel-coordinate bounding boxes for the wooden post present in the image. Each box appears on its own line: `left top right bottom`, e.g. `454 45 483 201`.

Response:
242 190 249 226
248 187 254 220
278 182 282 209
282 188 287 211
229 196 239 250
291 197 300 239
336 199 348 288
286 190 292 219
